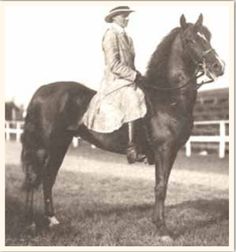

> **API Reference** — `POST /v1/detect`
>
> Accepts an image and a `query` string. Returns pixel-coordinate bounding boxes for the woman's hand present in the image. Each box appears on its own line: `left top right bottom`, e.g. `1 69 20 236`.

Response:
135 72 146 88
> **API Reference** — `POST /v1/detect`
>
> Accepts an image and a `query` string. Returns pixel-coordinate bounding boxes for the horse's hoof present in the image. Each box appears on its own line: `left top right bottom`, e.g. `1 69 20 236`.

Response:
48 216 60 228
159 235 173 244
154 223 174 244
25 222 37 235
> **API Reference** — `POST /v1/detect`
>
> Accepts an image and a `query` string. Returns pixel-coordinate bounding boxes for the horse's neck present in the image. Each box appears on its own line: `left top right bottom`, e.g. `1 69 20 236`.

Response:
168 34 197 113
168 34 195 83
146 33 197 117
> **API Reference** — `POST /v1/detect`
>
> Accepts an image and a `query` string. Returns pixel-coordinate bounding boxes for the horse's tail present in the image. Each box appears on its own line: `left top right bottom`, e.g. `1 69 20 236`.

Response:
21 100 46 191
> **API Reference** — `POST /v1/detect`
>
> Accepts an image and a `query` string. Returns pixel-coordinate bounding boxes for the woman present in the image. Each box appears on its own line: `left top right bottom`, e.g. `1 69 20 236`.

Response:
83 6 147 163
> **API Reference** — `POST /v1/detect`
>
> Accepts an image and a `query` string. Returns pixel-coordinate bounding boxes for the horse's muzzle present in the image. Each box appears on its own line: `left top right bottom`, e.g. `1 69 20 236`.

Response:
206 56 225 80
212 59 225 77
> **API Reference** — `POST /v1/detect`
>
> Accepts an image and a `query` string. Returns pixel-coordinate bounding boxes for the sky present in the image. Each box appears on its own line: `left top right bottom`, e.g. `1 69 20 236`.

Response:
3 1 233 107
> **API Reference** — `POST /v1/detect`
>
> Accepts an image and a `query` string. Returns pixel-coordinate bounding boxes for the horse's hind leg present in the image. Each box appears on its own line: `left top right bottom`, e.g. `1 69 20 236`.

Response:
43 165 59 227
24 187 36 233
23 149 47 232
43 134 72 227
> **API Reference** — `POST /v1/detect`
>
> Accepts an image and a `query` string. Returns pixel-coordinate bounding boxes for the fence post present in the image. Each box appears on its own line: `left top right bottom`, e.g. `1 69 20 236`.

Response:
219 121 225 158
5 122 10 141
185 139 191 157
16 122 21 142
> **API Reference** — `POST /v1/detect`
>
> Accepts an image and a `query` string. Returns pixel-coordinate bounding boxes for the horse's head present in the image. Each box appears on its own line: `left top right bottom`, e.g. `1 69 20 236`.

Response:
180 14 225 81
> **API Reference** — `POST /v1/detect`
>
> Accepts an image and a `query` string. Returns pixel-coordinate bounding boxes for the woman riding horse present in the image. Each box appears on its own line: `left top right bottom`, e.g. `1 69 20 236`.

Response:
21 13 224 240
82 6 147 164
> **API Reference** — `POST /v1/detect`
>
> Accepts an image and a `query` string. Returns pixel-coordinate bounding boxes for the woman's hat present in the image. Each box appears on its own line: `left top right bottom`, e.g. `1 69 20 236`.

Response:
105 6 134 23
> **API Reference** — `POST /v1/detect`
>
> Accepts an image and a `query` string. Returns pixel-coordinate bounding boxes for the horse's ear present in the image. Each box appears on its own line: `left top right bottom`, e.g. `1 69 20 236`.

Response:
180 14 187 29
195 13 203 27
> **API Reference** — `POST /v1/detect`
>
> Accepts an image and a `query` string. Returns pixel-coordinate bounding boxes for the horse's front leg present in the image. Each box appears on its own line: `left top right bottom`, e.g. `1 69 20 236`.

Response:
153 146 177 241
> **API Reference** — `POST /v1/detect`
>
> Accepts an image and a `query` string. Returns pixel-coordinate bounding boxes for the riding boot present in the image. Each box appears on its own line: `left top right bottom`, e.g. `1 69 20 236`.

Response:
126 122 137 164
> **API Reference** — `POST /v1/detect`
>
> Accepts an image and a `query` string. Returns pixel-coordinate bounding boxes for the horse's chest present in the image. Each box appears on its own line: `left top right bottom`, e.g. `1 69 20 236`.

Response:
149 113 193 146
177 118 193 144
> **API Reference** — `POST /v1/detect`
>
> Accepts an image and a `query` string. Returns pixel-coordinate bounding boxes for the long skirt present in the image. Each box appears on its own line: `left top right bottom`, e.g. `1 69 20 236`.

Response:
82 84 147 133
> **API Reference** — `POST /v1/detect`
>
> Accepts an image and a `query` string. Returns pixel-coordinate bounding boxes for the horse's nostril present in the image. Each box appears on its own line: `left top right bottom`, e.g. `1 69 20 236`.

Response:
212 62 224 76
213 63 220 70
213 62 224 75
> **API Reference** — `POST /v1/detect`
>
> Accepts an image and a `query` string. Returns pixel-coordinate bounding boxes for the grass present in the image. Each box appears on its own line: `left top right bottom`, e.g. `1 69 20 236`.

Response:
5 142 229 246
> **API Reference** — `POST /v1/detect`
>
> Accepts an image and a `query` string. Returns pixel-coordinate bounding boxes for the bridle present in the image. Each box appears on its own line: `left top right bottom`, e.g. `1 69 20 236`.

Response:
142 41 215 91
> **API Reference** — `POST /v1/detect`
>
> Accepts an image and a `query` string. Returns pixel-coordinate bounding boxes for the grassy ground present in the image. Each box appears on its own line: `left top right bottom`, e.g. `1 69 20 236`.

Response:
5 142 229 246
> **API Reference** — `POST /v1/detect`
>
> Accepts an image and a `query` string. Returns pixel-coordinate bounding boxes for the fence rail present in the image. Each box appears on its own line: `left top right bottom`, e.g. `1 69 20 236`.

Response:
5 120 229 158
5 121 24 142
185 120 229 158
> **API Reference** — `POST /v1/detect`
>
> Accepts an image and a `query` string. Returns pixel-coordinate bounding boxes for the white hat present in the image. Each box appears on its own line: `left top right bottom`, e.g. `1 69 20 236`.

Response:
105 6 134 23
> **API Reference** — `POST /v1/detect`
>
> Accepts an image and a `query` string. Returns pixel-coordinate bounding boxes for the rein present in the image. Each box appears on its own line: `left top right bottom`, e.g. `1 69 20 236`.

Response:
141 72 214 92
141 78 194 91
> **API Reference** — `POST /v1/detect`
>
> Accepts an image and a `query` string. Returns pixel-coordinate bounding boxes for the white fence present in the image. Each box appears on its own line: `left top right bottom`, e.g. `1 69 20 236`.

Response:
185 120 229 158
5 120 229 158
5 121 24 142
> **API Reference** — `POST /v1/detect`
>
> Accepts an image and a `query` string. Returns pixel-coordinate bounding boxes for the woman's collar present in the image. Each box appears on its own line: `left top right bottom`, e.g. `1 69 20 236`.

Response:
111 23 125 34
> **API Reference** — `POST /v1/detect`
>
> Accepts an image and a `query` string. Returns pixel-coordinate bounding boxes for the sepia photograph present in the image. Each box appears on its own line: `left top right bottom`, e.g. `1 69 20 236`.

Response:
2 0 234 250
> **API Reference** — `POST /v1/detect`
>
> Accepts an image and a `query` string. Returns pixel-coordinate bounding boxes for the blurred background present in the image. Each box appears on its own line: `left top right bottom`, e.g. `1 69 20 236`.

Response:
4 1 231 158
4 1 231 107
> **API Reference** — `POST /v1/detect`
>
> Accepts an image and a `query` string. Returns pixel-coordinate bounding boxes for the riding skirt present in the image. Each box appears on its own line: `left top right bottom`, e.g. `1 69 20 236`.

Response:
82 84 147 133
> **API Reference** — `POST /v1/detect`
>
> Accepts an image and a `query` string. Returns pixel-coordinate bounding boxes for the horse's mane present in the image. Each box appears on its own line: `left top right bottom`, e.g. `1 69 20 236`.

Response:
145 27 181 87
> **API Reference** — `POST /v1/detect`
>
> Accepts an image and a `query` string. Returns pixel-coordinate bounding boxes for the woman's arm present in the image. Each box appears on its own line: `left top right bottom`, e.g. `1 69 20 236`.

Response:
102 30 137 81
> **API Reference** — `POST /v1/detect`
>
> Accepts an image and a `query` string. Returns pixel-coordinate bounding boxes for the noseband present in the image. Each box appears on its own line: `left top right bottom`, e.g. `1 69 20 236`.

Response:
194 48 216 89
200 48 215 59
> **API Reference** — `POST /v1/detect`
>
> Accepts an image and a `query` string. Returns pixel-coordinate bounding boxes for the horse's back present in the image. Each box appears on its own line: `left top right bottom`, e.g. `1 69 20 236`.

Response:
26 81 96 135
30 81 95 103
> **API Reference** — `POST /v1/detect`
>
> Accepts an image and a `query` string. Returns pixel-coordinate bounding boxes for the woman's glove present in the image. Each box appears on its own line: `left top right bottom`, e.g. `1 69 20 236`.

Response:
135 72 146 88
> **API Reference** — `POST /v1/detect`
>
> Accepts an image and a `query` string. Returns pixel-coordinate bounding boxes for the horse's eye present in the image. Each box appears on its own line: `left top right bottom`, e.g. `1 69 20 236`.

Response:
202 38 208 45
186 38 195 45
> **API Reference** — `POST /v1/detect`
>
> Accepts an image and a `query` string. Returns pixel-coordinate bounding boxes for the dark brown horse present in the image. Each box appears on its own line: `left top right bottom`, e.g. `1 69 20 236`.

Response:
21 14 224 240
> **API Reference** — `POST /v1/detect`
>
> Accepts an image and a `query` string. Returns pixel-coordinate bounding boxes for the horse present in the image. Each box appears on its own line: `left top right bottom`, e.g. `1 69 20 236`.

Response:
21 14 224 240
